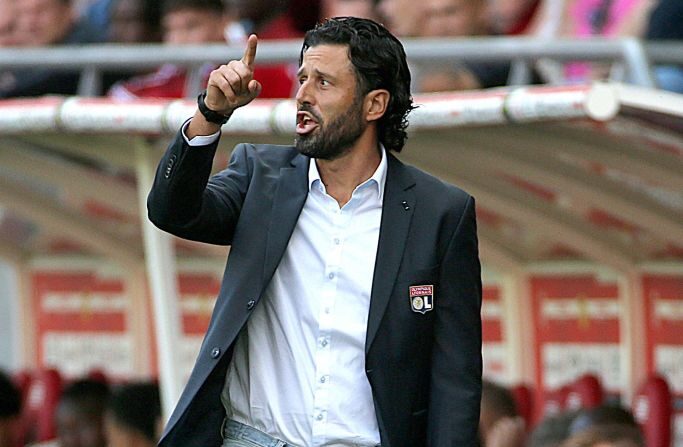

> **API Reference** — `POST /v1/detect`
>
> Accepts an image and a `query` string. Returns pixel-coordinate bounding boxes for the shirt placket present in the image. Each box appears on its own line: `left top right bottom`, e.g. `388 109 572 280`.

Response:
311 195 353 444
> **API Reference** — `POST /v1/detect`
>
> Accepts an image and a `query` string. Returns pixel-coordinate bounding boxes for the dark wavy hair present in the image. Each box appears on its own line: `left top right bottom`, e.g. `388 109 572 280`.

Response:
300 17 416 153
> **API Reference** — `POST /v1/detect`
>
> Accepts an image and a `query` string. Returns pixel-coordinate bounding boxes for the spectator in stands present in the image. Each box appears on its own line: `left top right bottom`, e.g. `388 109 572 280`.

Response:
0 0 104 97
485 0 544 35
105 383 161 447
560 424 644 447
479 380 526 447
568 405 641 436
107 0 161 44
0 370 22 447
528 411 579 447
0 0 20 46
321 0 378 20
108 0 227 99
540 0 656 83
52 379 109 447
376 0 427 37
646 0 683 93
417 0 514 91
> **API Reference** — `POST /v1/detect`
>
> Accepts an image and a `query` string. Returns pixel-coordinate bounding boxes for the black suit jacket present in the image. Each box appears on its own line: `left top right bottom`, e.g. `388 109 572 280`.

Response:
148 131 482 446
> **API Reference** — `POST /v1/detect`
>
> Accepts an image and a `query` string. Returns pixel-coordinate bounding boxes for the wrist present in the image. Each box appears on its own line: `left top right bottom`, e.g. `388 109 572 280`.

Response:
197 90 232 125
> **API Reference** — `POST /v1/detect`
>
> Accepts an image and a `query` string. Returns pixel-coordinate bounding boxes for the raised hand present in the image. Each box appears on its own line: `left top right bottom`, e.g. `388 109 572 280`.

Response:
205 34 262 115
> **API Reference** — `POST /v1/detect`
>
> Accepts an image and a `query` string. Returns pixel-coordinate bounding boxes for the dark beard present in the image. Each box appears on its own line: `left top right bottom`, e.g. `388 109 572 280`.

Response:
295 96 366 160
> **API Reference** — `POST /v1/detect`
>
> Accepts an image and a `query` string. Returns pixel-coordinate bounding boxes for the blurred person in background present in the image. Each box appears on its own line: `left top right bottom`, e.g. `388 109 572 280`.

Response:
528 411 580 447
105 383 162 447
376 0 427 37
0 0 20 46
417 0 516 91
29 379 110 447
539 0 656 83
107 0 161 44
0 370 22 447
567 405 641 437
320 0 379 20
479 380 526 447
646 0 683 93
0 0 103 97
560 425 644 447
485 0 544 35
108 0 227 99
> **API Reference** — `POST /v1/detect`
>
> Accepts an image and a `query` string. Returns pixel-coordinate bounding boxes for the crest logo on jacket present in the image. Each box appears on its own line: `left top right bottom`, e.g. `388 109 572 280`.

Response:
410 285 434 314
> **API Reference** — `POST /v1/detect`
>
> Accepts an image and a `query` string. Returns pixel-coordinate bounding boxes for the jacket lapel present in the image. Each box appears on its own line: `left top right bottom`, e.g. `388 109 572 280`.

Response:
366 154 416 353
262 153 309 285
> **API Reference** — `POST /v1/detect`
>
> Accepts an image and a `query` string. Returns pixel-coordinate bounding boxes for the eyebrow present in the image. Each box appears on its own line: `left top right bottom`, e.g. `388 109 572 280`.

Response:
296 67 338 82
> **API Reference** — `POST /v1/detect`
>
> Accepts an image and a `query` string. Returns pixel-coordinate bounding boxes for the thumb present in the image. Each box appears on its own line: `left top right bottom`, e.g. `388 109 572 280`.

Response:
249 79 262 97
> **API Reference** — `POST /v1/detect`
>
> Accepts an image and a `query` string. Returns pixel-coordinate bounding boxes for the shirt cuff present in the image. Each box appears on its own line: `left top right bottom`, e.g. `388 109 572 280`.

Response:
181 118 221 147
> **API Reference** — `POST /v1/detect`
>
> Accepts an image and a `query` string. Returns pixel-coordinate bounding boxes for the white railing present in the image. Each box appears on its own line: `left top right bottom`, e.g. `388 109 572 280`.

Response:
1 37 680 97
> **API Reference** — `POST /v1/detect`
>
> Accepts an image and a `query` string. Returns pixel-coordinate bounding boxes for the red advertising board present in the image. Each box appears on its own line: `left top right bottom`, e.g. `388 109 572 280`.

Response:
531 272 621 416
642 274 683 446
32 268 131 379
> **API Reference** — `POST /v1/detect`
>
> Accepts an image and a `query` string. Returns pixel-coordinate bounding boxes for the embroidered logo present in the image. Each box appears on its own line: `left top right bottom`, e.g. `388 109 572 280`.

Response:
410 285 434 314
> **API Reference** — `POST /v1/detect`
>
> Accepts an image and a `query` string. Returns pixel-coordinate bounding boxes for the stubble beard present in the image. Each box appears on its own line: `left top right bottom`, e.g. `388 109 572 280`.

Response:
295 95 367 161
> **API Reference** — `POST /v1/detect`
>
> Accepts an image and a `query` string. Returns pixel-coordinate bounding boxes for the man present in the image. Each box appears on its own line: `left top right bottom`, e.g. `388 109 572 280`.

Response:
0 0 103 97
376 0 427 37
108 0 226 99
53 379 109 447
419 0 514 91
149 17 482 446
105 382 162 447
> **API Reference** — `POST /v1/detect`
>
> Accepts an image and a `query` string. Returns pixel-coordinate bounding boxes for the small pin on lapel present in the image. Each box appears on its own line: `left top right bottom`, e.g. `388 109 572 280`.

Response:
401 200 410 211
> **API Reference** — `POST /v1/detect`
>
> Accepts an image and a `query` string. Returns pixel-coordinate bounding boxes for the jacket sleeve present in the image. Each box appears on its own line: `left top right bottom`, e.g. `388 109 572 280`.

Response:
429 195 483 446
147 130 252 245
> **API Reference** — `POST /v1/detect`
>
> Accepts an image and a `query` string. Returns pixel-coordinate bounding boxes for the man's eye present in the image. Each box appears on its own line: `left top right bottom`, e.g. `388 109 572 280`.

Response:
320 79 330 86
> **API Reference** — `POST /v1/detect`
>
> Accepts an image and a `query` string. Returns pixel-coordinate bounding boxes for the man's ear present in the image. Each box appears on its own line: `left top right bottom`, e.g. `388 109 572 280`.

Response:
365 89 390 122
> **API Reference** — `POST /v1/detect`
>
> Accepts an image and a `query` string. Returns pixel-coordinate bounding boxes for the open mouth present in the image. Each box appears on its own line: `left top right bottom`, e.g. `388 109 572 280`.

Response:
296 111 320 135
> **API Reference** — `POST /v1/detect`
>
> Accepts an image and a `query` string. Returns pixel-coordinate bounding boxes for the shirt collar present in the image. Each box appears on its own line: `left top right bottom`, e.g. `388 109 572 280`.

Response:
308 144 387 201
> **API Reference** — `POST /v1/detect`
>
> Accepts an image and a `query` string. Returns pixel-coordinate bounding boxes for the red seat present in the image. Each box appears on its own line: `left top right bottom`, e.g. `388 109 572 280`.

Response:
20 368 63 443
566 373 604 410
633 375 672 447
510 383 534 426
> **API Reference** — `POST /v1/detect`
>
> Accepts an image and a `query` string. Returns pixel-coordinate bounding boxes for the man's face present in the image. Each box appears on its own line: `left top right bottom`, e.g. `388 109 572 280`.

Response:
294 44 368 160
109 0 146 43
377 0 426 37
162 8 225 44
55 403 107 447
321 0 377 20
15 0 73 46
423 0 485 36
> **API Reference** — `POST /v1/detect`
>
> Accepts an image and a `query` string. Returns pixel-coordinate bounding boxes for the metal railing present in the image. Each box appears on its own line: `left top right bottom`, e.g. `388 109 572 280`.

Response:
1 37 681 97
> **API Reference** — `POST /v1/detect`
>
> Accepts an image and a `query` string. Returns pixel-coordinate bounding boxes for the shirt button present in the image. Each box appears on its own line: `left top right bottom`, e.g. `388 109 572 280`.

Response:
210 347 221 359
333 238 340 245
320 376 327 383
321 339 328 347
316 413 324 421
328 272 335 280
246 299 256 310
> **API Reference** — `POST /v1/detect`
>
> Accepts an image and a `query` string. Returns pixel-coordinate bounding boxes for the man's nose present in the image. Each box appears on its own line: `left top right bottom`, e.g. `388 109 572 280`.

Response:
295 80 314 106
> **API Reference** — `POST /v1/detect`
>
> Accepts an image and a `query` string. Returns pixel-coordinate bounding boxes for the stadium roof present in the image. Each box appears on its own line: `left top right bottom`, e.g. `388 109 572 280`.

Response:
0 82 682 273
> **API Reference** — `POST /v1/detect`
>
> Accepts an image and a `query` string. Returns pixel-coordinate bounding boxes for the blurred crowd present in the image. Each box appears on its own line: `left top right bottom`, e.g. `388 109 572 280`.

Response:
0 0 681 99
2 368 664 447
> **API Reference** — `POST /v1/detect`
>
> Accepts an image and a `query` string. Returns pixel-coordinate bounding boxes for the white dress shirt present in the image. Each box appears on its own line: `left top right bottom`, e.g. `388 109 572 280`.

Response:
222 148 387 447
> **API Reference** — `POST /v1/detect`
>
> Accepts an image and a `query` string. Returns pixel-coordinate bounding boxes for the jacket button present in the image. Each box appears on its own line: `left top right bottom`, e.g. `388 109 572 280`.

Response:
246 299 256 310
210 347 221 359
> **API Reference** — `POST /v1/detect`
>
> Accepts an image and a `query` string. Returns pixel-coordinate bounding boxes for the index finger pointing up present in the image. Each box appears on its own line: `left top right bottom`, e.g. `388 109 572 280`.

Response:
241 34 258 67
